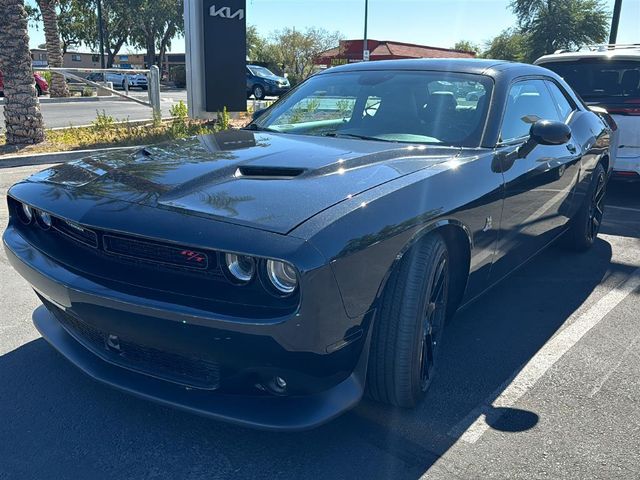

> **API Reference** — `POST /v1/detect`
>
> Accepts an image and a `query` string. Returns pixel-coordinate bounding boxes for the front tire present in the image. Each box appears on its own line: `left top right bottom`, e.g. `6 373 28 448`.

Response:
367 233 450 407
253 84 265 100
564 163 607 251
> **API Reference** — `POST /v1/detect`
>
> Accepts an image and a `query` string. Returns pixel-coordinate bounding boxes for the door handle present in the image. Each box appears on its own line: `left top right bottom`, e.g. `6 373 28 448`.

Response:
566 144 578 154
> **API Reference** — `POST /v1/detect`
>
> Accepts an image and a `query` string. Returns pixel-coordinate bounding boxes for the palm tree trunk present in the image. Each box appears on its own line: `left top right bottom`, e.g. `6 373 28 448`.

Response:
37 0 69 97
0 0 45 145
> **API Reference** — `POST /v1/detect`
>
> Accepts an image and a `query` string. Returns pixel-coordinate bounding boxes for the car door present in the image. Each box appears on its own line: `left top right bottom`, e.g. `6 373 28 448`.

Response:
490 78 582 281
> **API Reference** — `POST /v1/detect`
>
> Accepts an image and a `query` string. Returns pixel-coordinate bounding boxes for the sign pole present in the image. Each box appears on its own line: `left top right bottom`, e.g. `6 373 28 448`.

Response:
363 0 369 61
97 0 106 68
609 0 623 45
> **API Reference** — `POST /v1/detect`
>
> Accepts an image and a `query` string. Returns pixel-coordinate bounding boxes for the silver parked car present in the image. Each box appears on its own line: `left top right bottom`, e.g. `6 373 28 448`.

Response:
87 71 148 90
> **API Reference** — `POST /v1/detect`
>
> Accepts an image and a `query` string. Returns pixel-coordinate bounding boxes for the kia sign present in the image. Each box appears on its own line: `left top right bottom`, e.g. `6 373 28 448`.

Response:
203 0 246 112
184 0 247 117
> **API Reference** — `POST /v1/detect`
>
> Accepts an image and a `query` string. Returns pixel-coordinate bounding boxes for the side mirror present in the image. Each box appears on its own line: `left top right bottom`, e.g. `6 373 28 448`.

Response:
518 120 571 158
252 108 267 121
530 119 571 146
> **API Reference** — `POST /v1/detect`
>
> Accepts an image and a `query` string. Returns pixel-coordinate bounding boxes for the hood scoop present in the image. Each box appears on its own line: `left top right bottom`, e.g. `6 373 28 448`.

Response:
235 165 305 179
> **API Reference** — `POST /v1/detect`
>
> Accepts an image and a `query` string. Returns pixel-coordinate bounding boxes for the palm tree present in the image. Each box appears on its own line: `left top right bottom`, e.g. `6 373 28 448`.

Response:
36 0 69 97
0 0 45 145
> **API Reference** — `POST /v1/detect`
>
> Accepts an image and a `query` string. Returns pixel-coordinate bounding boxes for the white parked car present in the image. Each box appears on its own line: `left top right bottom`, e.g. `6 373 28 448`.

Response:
86 71 148 90
536 45 640 181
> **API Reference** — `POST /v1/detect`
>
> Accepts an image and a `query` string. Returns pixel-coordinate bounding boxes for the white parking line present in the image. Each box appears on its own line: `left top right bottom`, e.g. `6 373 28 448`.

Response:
449 267 640 444
588 333 640 398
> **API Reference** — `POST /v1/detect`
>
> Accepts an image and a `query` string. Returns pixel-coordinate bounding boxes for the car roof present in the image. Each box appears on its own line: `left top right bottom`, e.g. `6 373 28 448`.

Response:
535 46 640 64
316 58 553 79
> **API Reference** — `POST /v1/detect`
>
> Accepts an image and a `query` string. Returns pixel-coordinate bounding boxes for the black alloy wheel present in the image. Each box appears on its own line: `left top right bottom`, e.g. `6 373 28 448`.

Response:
564 162 607 252
419 253 448 392
586 167 606 243
367 233 451 407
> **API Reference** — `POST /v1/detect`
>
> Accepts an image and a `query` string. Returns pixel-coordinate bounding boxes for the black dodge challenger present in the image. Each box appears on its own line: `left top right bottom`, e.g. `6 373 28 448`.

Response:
4 59 614 430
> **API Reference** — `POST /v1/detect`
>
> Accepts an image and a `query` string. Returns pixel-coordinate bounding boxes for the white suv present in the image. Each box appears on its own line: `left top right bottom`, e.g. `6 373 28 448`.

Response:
536 45 640 181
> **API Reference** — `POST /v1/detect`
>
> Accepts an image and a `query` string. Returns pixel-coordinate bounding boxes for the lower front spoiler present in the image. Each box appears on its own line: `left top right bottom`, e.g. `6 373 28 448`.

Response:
34 305 365 431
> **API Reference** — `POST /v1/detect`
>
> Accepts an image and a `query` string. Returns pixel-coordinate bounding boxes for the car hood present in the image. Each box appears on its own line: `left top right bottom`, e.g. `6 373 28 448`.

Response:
27 131 462 234
262 74 288 83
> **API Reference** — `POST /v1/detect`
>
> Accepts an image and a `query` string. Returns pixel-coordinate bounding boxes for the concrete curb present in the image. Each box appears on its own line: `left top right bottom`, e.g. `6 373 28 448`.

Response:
0 145 140 169
0 96 112 105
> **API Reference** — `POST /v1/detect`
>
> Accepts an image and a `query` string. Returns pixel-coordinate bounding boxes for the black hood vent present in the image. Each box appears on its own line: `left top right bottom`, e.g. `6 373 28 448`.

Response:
235 166 305 179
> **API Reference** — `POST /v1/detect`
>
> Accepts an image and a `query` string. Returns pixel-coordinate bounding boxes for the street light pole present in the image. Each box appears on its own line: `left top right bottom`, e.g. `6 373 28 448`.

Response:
363 0 369 61
609 0 623 45
97 0 106 68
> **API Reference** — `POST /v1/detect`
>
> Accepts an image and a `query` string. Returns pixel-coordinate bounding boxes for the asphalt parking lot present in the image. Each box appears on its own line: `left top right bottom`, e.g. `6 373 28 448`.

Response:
0 164 639 479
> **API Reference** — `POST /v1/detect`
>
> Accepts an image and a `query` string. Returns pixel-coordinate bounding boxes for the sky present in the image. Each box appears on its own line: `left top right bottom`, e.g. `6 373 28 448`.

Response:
27 0 640 54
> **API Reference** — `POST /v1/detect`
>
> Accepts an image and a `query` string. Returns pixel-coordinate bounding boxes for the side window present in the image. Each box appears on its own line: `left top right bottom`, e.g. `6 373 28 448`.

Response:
501 79 561 142
546 81 575 122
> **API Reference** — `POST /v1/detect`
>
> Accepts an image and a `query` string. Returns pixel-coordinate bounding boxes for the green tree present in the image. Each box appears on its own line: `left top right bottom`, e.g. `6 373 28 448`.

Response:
482 28 529 62
129 0 184 69
247 25 278 65
453 40 480 55
56 0 86 53
269 27 342 84
61 0 136 68
511 0 609 61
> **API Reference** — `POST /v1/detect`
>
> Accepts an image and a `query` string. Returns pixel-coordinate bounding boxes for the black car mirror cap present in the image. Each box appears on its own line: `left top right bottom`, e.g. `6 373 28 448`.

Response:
517 120 571 158
252 108 267 121
530 119 572 146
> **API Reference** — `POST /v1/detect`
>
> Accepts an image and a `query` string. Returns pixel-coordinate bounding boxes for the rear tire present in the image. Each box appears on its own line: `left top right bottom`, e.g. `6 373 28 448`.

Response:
36 84 42 96
564 163 607 251
366 233 450 407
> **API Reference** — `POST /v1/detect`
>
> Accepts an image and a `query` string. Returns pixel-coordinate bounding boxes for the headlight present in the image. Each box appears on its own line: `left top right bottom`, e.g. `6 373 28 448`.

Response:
18 203 33 224
224 253 256 283
36 210 52 229
266 260 298 294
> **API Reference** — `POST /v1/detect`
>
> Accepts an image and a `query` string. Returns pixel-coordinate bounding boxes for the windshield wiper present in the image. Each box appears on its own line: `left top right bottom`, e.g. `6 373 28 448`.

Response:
323 132 396 142
244 124 281 133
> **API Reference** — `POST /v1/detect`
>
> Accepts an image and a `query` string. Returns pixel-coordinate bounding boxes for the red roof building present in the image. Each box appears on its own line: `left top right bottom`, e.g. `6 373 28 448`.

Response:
315 39 475 67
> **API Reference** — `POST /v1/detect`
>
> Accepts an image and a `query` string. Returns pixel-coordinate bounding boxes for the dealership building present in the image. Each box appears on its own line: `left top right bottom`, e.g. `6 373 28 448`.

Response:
315 39 475 68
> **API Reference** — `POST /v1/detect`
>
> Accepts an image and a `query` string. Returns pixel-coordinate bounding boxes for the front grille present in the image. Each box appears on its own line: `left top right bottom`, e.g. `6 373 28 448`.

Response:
103 234 210 270
52 217 98 248
48 302 221 390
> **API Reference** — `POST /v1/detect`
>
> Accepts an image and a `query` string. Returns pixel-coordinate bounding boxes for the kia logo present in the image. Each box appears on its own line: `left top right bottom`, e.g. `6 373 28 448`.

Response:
209 5 245 20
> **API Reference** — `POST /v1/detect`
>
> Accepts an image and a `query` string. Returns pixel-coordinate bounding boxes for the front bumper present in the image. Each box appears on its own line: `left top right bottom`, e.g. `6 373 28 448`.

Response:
4 223 370 430
612 153 640 181
31 305 365 430
265 84 290 96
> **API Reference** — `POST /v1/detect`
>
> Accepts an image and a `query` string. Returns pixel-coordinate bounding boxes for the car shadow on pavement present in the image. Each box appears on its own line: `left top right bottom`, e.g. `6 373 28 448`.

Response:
603 182 640 239
0 238 631 480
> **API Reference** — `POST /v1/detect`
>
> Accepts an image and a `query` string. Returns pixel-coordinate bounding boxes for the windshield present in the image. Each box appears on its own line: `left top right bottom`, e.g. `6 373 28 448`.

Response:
253 70 492 147
541 59 640 101
249 66 277 78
